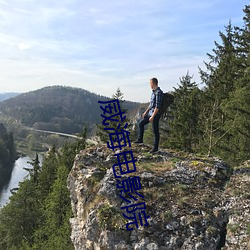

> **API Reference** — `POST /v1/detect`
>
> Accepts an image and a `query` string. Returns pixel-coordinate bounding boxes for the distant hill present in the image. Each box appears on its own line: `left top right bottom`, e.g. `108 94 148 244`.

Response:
0 93 20 102
0 86 141 134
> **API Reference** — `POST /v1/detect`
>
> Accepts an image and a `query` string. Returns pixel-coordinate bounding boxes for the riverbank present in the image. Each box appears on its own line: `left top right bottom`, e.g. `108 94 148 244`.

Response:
0 155 43 208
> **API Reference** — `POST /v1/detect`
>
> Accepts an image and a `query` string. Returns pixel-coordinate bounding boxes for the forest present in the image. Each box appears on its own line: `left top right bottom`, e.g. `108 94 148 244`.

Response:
158 5 249 165
0 4 248 250
0 131 87 250
0 86 140 135
0 123 17 189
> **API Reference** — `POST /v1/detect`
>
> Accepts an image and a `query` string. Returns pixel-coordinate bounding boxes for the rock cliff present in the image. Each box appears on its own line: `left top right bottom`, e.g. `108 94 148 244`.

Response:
67 144 250 250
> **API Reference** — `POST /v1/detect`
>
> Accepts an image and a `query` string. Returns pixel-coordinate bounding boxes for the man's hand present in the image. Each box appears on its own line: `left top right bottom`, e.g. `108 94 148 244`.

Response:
149 108 159 122
142 111 147 118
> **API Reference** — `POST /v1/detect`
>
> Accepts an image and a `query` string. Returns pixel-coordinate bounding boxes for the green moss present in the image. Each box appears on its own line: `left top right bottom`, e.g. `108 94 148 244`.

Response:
174 184 189 193
186 215 202 226
170 158 179 163
160 210 173 222
227 223 240 233
190 160 200 166
206 226 219 237
97 203 126 230
177 196 190 208
233 162 250 170
138 161 175 173
91 170 106 183
246 223 250 235
156 192 165 201
141 163 154 172
142 152 152 159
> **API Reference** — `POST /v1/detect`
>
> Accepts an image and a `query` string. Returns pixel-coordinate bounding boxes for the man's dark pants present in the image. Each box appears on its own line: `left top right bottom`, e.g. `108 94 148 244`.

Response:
137 113 161 150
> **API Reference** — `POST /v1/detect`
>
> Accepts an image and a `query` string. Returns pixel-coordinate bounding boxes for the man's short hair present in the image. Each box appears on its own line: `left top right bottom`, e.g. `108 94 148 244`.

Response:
151 78 158 86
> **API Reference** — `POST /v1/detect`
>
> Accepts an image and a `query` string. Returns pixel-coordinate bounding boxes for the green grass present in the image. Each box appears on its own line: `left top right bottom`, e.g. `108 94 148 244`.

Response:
227 223 240 233
246 223 250 235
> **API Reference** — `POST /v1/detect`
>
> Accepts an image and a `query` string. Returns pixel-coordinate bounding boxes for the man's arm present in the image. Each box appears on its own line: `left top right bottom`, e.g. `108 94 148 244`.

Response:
149 108 159 122
142 104 150 118
149 90 163 121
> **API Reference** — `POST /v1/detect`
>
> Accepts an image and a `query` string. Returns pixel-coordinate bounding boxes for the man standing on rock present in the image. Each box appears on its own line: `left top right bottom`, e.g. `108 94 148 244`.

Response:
135 78 163 153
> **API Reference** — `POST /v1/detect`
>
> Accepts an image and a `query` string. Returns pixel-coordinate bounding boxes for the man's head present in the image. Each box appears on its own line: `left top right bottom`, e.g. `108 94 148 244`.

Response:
150 78 158 90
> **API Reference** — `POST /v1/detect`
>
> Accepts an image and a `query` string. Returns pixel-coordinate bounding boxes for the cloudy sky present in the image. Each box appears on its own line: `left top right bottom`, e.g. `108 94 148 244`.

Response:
0 0 248 102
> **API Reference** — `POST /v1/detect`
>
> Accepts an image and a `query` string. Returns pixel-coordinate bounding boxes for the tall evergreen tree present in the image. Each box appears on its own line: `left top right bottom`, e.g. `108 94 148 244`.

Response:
164 74 201 152
0 134 87 249
198 21 239 157
220 5 250 163
27 153 40 184
33 164 73 250
38 146 58 200
75 126 87 152
0 124 16 171
0 179 40 249
96 87 129 143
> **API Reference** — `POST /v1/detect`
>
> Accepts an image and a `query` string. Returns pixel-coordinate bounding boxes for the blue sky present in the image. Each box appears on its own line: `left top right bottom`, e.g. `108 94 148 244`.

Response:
0 0 248 102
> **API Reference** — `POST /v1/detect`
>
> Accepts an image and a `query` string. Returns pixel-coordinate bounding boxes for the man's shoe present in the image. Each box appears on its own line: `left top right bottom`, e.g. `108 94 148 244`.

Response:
149 148 158 153
135 139 143 143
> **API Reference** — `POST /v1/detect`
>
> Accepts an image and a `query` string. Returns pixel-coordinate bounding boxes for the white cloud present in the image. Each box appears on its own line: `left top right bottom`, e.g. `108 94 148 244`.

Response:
0 0 247 102
16 42 32 50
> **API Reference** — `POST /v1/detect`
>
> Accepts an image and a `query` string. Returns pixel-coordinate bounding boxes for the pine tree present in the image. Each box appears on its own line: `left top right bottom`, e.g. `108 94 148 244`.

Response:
0 179 40 249
233 5 250 84
112 87 124 100
75 126 87 152
164 74 201 152
220 5 250 163
26 153 40 184
38 146 58 199
33 164 74 250
198 21 239 157
221 84 250 162
143 123 154 146
96 87 129 143
59 142 79 171
0 139 82 249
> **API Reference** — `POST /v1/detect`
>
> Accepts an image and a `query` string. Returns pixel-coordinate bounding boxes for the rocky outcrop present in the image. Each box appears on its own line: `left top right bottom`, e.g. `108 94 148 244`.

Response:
221 161 250 250
67 144 250 250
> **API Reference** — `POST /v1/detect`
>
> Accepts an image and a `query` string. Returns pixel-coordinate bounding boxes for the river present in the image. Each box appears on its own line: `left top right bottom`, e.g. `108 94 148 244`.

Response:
0 156 34 208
